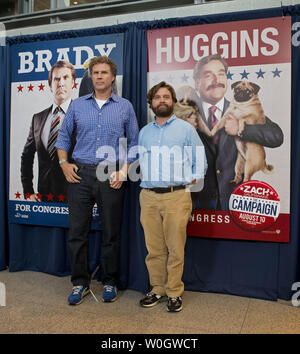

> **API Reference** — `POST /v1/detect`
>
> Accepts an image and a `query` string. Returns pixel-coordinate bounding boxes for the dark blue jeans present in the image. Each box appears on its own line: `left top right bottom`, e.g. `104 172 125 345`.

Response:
67 164 125 287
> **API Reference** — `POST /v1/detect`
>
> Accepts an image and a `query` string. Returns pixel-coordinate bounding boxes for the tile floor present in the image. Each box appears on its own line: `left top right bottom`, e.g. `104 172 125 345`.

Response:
0 269 299 334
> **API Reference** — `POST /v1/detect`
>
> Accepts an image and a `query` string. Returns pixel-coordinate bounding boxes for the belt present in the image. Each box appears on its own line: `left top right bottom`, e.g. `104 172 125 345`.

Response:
146 185 186 194
76 162 98 169
75 161 121 170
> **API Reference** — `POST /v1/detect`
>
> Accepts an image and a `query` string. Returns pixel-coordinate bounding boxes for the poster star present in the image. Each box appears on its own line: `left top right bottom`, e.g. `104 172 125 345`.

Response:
15 191 21 199
27 84 34 92
17 85 24 92
47 193 54 201
167 74 174 83
227 71 234 80
272 68 282 77
36 193 42 200
256 69 265 78
58 194 65 202
38 83 45 91
240 69 250 79
181 73 189 82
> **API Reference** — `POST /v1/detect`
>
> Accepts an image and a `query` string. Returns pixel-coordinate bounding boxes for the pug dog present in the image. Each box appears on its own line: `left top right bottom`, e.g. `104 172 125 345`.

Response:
210 81 274 183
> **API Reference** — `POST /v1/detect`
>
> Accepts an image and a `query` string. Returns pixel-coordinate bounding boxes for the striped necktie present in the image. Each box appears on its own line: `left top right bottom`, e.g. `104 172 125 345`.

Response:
208 105 219 144
47 106 62 159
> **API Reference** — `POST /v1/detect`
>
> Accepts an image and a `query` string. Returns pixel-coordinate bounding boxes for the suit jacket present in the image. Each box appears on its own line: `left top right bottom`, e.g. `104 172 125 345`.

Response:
191 96 284 210
21 105 75 203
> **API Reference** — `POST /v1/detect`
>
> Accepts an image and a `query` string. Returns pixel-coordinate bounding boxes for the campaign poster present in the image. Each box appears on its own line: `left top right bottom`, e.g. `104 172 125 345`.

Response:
9 33 124 228
147 17 291 242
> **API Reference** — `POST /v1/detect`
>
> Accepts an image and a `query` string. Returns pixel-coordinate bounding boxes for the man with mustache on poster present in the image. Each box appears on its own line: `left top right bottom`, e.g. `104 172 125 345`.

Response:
21 60 76 203
177 54 284 210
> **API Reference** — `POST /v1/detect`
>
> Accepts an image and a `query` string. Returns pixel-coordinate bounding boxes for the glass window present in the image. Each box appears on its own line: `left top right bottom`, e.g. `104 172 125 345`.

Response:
11 0 107 14
0 0 229 18
41 0 106 10
0 0 17 17
34 0 51 12
69 0 105 5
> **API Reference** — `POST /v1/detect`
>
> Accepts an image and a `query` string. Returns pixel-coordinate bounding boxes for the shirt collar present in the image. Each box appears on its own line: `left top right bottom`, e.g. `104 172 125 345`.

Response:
86 91 120 102
52 98 71 114
153 114 177 127
202 97 225 116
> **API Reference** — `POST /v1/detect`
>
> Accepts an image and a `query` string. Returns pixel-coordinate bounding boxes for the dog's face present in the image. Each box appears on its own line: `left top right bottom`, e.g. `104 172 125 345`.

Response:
231 81 260 103
174 99 199 129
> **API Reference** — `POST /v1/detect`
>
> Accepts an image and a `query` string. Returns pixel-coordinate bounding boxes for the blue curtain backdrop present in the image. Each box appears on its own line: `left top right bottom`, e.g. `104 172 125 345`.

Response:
0 45 9 271
1 5 299 300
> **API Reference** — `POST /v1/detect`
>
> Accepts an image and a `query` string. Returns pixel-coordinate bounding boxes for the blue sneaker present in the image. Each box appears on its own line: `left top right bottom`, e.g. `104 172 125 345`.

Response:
68 286 90 305
102 285 117 302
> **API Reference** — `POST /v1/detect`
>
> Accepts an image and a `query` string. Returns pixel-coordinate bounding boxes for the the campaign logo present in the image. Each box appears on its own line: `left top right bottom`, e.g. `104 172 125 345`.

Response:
229 180 280 231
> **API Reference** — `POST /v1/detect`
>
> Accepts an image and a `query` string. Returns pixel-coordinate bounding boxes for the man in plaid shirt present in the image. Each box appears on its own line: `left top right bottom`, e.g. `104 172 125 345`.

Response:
56 56 139 305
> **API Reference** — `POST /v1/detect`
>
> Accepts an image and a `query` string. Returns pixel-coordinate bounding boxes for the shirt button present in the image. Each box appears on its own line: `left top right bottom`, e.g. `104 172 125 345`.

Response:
99 113 102 116
98 125 101 128
97 138 100 141
216 169 221 174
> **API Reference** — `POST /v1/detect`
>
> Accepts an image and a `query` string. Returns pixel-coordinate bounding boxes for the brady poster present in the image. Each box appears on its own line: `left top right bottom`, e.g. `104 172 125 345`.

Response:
147 17 291 242
9 33 124 228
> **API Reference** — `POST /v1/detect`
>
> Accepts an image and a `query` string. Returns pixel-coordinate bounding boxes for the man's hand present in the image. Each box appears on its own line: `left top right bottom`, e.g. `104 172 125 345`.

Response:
109 170 126 189
29 194 41 202
224 114 239 136
187 179 204 193
61 162 81 183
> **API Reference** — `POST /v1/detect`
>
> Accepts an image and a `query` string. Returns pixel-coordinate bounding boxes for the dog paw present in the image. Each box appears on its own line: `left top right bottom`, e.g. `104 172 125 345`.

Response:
231 175 242 184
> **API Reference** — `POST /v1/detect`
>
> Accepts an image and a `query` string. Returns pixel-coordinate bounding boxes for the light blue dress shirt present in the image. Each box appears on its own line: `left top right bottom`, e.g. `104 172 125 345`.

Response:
56 92 139 165
138 115 207 188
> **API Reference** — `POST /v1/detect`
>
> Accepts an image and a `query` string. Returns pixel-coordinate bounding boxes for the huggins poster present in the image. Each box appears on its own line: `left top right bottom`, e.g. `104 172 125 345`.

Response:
147 17 291 242
9 33 124 228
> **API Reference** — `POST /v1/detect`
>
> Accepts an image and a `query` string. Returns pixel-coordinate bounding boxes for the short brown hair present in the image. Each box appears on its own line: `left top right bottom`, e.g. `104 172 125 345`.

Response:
48 60 76 87
193 54 228 81
88 56 117 78
147 81 177 105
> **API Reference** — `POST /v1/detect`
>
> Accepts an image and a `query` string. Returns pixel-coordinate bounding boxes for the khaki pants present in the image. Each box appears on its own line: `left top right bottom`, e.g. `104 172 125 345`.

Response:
140 188 192 298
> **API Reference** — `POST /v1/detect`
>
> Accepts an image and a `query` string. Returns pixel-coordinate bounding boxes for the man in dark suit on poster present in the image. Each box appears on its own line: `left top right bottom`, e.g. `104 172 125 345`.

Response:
177 54 284 210
21 60 76 203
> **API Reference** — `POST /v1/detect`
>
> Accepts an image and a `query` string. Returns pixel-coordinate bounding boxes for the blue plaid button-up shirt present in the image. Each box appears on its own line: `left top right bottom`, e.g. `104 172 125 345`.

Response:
56 92 139 165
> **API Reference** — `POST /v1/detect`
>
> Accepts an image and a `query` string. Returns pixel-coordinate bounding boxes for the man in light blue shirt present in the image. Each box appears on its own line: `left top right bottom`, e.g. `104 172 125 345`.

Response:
139 81 207 312
139 114 206 189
